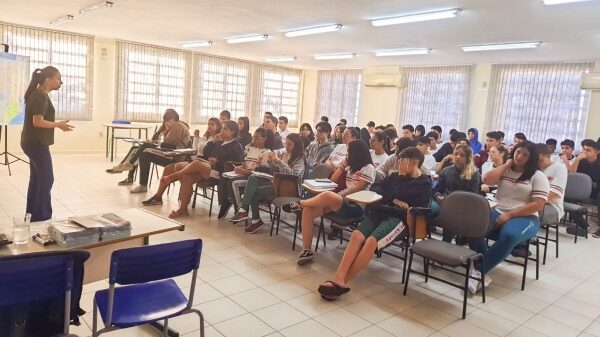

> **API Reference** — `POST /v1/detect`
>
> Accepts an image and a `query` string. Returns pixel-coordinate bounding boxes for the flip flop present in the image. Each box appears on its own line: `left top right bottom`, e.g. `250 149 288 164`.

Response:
318 281 350 297
320 294 339 302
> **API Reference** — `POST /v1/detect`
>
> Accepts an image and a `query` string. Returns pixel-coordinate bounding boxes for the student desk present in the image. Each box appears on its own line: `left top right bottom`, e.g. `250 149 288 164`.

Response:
103 123 153 162
0 208 185 284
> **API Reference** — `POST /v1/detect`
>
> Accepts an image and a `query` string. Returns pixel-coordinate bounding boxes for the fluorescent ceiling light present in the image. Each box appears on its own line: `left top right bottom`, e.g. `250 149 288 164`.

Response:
284 24 342 38
181 40 213 48
226 34 269 44
542 0 593 5
462 42 541 52
79 1 113 16
314 53 356 60
374 48 431 56
265 56 297 62
50 15 74 25
371 8 461 27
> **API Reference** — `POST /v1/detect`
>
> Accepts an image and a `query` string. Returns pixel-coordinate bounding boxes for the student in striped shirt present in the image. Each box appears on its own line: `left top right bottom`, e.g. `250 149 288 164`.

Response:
468 141 550 293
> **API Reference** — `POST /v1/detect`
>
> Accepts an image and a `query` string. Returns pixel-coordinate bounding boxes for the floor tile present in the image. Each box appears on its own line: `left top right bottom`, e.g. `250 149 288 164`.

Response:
254 302 310 330
440 320 498 337
262 279 311 301
523 314 581 337
196 297 248 325
229 287 282 311
314 307 371 336
376 313 435 337
279 319 339 337
212 313 274 337
208 275 257 296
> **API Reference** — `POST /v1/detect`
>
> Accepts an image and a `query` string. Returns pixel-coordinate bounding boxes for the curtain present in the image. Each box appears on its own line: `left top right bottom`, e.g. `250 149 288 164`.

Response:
315 69 362 126
0 22 94 121
115 41 192 122
485 63 592 144
398 65 471 132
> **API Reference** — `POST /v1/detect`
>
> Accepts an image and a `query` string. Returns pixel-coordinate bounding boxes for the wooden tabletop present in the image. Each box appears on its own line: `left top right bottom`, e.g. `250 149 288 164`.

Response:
0 208 184 256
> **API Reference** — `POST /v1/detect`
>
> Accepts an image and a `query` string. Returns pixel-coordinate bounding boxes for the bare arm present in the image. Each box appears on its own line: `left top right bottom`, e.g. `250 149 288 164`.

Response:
32 115 73 131
435 155 452 175
483 159 512 185
339 180 369 198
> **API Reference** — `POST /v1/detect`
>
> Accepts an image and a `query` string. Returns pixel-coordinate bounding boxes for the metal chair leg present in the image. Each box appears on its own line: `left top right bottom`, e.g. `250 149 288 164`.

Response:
521 240 530 291
403 250 414 296
462 262 470 319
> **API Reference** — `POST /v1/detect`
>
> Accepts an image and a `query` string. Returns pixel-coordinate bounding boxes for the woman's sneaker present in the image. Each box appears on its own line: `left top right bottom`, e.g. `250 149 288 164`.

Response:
282 202 302 213
230 211 249 223
111 162 134 172
297 250 314 265
130 185 148 193
467 269 492 294
244 220 264 234
118 177 134 186
142 197 163 206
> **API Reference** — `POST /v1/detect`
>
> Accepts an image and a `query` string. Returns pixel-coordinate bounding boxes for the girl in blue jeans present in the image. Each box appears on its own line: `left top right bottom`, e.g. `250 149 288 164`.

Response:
469 141 549 293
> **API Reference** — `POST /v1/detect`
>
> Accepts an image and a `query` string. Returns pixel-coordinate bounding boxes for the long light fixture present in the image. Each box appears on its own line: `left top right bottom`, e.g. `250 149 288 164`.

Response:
542 0 594 4
374 48 431 56
265 56 297 62
50 15 74 25
284 24 342 38
371 8 461 27
79 1 114 16
462 41 541 52
181 40 213 48
314 53 356 60
225 34 269 44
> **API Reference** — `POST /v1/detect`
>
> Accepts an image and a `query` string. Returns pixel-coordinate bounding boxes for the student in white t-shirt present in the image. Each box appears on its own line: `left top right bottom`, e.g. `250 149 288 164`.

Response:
536 143 567 225
282 140 375 265
369 131 389 168
416 136 437 175
326 127 359 169
469 141 549 293
481 144 509 193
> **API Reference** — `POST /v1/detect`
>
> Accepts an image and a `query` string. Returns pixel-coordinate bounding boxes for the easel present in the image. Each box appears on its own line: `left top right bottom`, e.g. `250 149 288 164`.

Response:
0 124 28 175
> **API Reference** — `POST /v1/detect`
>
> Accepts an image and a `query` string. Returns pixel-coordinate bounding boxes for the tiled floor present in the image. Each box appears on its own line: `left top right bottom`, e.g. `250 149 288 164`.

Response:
1 153 600 337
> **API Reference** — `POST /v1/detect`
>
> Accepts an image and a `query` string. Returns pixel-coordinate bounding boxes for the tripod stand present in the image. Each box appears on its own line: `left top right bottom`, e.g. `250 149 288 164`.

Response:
0 125 29 176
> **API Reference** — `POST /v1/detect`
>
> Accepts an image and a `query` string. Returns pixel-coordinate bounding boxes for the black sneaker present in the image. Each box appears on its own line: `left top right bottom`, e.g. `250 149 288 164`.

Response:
510 246 532 258
141 197 163 206
244 220 264 234
327 228 341 240
282 201 302 214
593 229 600 238
118 177 134 186
297 250 314 265
218 203 232 219
566 226 588 237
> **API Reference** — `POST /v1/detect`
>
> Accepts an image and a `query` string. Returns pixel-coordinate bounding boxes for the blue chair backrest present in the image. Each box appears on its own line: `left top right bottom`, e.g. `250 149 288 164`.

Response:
0 255 73 307
109 239 202 285
112 119 131 124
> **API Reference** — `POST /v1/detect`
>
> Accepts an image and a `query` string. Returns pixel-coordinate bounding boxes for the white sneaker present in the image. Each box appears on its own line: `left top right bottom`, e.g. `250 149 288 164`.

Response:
130 185 147 193
112 161 134 172
467 269 492 294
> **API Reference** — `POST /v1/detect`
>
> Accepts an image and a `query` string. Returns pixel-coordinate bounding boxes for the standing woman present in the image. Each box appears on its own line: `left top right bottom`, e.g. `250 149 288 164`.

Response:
21 67 73 221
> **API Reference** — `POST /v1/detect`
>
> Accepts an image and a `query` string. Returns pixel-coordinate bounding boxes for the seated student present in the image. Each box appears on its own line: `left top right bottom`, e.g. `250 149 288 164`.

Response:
481 144 508 193
320 116 329 123
508 132 527 152
360 127 371 147
474 131 503 168
145 121 244 218
316 147 432 300
377 138 417 178
237 116 252 148
306 122 335 169
216 128 275 218
468 128 483 154
435 132 468 175
415 125 426 138
497 131 506 143
195 117 222 156
546 138 558 153
568 139 600 237
219 109 231 125
401 125 414 140
431 125 443 144
282 140 376 264
277 116 290 139
299 123 315 145
383 127 399 155
339 118 348 126
326 127 359 169
559 139 576 169
433 130 462 162
536 143 567 228
333 124 345 145
229 133 306 233
260 111 273 128
263 115 284 150
129 109 191 193
468 141 549 293
416 136 437 175
426 131 439 155
433 144 481 242
369 131 389 168
366 121 376 137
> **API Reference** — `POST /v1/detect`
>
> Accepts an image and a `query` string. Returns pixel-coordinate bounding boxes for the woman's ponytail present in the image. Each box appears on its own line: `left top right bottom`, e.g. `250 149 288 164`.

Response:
24 66 59 100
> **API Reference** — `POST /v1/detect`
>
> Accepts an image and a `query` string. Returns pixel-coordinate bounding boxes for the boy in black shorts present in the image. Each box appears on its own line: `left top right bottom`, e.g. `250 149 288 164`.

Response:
317 147 432 300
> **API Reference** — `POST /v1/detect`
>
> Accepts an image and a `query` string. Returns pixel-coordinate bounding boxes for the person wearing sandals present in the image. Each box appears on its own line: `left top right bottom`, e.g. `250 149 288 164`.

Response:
317 147 432 300
142 120 244 218
281 140 376 265
216 128 275 219
229 133 306 234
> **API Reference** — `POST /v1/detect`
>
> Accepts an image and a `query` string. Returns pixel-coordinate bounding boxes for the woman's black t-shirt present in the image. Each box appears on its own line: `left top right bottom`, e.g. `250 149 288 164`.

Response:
21 88 55 146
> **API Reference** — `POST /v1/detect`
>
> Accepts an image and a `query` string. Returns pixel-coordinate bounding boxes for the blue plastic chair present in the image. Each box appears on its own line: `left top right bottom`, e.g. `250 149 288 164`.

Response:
0 255 74 336
92 239 204 337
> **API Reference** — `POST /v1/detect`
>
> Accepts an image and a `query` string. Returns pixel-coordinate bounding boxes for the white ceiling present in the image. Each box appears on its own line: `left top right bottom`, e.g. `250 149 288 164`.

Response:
1 0 599 69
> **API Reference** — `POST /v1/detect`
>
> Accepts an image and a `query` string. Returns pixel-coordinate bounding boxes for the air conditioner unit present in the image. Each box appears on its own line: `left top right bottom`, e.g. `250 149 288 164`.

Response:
364 74 405 87
580 72 600 90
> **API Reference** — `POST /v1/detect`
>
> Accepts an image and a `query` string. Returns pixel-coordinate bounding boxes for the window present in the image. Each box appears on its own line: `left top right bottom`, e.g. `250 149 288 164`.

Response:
486 63 592 144
256 67 301 127
398 65 471 132
315 70 362 125
0 22 94 120
115 41 191 122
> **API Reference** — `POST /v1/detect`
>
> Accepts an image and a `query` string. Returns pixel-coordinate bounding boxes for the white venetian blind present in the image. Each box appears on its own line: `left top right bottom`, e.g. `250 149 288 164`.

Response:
486 62 592 144
115 41 191 122
398 65 471 131
315 69 362 126
254 66 301 127
0 22 94 120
